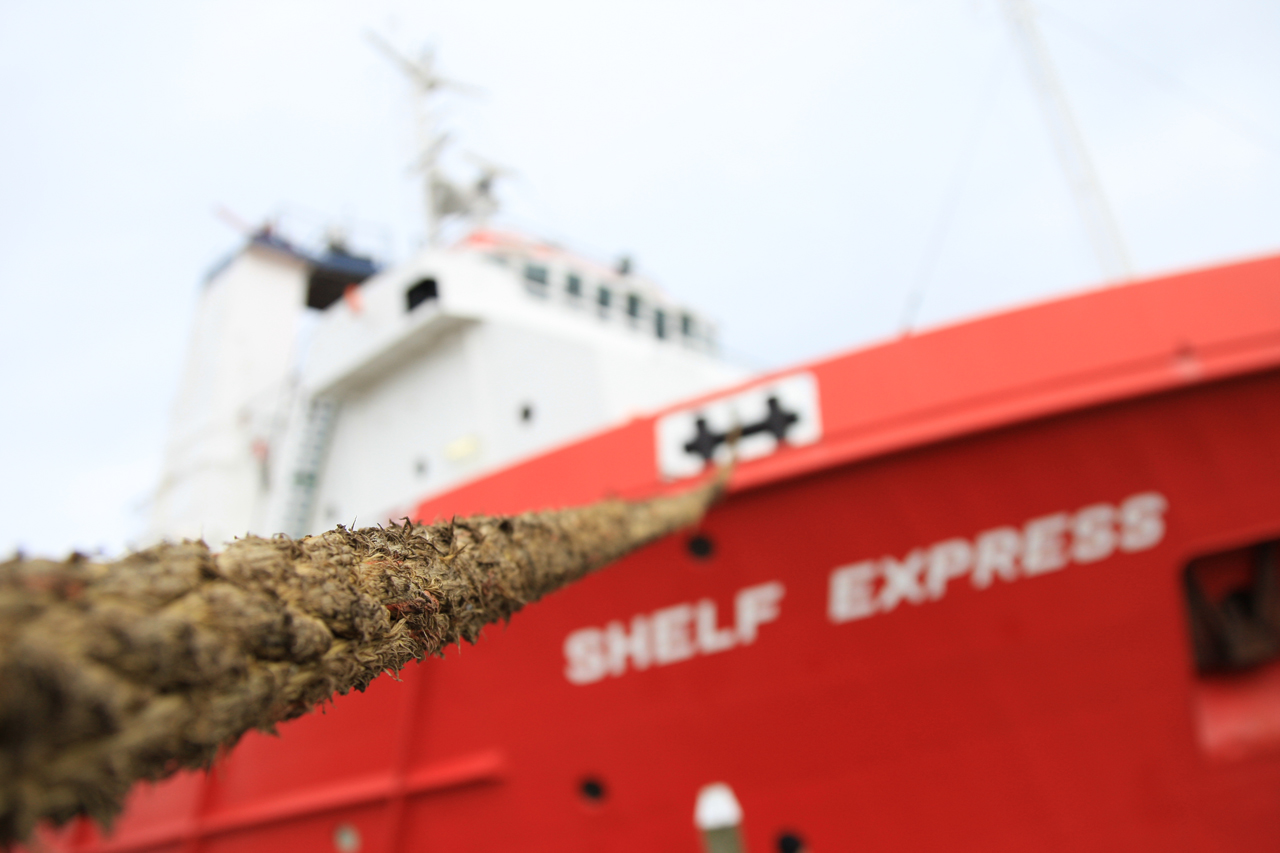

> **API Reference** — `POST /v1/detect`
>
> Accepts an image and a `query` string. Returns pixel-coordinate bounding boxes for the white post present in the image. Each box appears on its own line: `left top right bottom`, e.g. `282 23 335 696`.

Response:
695 783 747 853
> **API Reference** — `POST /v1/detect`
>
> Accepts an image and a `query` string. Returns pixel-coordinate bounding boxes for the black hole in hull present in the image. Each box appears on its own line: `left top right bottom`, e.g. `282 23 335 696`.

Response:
777 832 806 853
687 534 715 560
579 777 606 803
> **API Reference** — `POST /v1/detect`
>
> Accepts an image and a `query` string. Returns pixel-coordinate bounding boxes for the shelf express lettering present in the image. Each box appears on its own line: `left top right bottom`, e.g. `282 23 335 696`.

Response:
561 493 1166 683
828 492 1169 623
563 582 785 685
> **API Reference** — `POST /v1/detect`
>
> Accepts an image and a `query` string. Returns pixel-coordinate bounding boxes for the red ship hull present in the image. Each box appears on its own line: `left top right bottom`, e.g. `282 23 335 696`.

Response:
49 254 1280 851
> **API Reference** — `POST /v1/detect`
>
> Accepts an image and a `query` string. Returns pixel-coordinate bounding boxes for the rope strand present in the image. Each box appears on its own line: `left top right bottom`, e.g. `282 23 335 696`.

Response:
0 472 726 845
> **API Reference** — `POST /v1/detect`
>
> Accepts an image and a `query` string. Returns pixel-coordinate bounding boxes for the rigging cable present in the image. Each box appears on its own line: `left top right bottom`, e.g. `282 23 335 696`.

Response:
1037 3 1280 155
900 51 1007 335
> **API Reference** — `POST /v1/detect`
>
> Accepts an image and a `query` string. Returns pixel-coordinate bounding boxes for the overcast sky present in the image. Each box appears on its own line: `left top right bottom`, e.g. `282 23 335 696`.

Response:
1 0 1277 558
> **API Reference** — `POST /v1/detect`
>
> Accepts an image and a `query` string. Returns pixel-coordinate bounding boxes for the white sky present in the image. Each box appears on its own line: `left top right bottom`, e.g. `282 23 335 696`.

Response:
1 0 1277 558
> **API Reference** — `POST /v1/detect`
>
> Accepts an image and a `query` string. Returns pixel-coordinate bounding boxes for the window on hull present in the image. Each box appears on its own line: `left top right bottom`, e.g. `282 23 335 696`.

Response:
1185 539 1280 673
1184 536 1280 761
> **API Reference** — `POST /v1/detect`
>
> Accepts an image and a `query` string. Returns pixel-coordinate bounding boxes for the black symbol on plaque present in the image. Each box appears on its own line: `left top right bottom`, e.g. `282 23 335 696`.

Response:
681 396 800 463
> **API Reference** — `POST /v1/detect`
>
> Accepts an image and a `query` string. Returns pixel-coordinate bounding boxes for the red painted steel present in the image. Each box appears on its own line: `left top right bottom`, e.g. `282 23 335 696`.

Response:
47 253 1280 852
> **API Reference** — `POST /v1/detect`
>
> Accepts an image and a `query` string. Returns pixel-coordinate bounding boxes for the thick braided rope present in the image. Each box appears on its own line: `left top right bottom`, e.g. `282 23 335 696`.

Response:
0 476 723 845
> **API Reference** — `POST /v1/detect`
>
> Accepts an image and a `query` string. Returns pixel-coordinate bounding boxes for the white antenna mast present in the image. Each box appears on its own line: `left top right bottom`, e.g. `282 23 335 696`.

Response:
366 33 480 246
1000 0 1133 283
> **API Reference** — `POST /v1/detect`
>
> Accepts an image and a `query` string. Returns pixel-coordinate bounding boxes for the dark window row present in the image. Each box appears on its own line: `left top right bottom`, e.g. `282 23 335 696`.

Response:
534 265 696 344
428 260 715 349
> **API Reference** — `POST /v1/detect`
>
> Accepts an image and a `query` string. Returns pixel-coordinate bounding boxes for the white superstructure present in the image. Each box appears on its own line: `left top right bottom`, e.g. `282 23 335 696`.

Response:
149 225 744 547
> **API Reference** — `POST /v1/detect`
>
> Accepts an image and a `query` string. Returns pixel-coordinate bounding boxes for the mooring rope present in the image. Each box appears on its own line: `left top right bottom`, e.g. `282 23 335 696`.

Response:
0 473 726 845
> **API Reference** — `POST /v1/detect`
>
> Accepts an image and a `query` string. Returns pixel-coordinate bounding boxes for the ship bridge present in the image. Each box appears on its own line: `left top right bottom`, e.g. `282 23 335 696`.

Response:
150 224 745 550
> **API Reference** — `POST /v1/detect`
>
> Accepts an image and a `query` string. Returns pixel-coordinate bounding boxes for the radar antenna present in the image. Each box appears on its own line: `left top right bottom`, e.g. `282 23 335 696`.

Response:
461 152 516 228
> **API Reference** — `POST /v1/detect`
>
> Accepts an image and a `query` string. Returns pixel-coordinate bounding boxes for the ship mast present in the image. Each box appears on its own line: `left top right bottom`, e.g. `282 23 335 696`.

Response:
366 34 488 246
1000 0 1133 283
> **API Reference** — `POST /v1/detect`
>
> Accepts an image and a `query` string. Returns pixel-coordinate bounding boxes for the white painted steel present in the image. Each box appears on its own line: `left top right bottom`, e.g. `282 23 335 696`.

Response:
150 231 746 546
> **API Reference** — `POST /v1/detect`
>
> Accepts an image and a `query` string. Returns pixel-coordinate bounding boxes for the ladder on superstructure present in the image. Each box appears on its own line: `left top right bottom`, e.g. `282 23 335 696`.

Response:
281 397 339 539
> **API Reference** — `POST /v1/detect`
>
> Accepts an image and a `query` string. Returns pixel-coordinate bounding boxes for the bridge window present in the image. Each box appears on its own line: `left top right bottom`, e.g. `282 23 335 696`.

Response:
405 278 438 311
524 263 549 296
626 293 642 319
597 286 611 315
566 273 582 297
654 309 667 339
